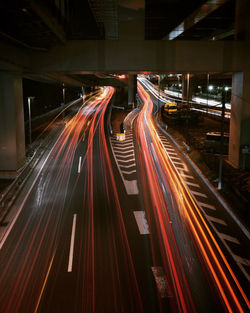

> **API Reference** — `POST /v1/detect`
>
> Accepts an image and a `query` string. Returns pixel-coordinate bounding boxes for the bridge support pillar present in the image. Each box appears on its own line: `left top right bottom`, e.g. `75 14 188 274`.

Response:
229 72 250 169
128 74 137 109
182 74 194 102
0 72 25 178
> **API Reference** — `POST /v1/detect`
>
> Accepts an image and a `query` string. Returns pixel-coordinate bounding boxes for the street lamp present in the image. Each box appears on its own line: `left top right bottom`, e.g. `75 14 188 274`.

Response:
62 83 65 104
27 96 35 145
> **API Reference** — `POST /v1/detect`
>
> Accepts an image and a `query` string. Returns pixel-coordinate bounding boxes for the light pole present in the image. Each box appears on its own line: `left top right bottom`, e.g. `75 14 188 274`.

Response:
158 74 160 112
27 96 35 145
206 73 209 114
218 88 225 190
62 83 65 104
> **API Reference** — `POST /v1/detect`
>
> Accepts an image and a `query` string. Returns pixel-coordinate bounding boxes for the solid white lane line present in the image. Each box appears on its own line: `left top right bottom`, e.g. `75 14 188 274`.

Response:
77 156 82 173
185 181 200 188
68 214 77 272
206 215 227 226
151 267 172 298
190 190 207 198
220 233 240 244
134 211 150 234
197 201 216 211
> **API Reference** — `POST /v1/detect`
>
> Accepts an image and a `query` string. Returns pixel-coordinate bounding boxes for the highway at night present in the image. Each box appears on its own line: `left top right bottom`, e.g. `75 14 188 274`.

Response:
0 85 249 313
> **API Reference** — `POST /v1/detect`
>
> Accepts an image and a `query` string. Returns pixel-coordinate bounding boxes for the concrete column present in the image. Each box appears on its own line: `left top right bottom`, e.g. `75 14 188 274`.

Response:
229 72 250 169
0 72 25 177
235 0 250 40
128 74 137 108
182 74 194 101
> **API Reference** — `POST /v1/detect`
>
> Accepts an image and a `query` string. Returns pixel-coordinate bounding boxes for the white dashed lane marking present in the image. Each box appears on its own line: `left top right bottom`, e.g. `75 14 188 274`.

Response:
180 173 194 179
118 158 136 164
190 190 207 198
110 131 138 195
220 233 240 244
166 148 175 151
172 161 184 166
151 267 172 298
122 170 137 175
68 214 77 272
133 211 150 234
185 181 200 188
158 131 250 282
176 167 189 172
116 152 135 157
77 156 82 174
120 164 136 169
233 255 250 267
205 215 227 226
197 201 216 211
170 157 181 161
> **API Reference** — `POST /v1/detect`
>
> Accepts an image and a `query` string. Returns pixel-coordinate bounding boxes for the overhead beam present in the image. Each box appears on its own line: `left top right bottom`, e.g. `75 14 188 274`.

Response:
164 0 230 40
27 0 66 43
31 40 250 73
0 40 32 71
45 73 85 87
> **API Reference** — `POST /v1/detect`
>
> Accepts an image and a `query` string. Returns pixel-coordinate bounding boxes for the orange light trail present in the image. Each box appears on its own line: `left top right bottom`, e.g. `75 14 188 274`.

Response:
136 82 249 313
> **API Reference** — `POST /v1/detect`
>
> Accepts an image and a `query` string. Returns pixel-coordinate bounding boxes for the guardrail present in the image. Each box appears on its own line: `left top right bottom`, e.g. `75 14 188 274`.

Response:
0 98 83 225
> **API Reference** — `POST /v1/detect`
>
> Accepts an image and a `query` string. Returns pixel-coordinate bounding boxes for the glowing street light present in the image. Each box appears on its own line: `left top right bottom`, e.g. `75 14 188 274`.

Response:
208 85 213 91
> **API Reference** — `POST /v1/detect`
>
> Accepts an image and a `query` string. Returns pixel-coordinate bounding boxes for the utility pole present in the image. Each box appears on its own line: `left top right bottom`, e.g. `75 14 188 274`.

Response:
218 88 225 190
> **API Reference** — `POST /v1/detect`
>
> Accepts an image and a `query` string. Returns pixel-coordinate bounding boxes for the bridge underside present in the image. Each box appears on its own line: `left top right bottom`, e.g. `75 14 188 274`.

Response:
1 39 250 170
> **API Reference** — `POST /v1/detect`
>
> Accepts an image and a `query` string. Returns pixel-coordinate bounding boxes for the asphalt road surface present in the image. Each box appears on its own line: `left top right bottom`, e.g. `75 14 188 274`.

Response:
0 86 249 313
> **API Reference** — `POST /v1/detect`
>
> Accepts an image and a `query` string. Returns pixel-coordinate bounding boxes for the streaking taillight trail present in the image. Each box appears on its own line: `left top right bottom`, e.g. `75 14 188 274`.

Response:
136 82 249 313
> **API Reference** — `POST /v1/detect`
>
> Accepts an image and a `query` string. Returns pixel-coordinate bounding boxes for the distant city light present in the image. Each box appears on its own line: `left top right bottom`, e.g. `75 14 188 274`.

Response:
178 84 181 87
208 85 213 91
225 86 229 91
